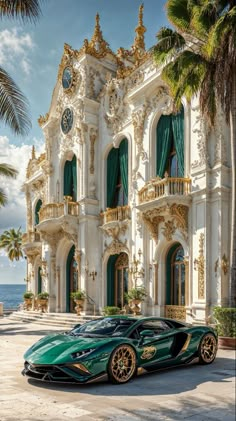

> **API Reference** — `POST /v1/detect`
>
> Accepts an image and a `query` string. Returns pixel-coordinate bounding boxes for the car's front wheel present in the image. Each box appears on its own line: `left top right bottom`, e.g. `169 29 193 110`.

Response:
198 333 217 364
108 344 137 384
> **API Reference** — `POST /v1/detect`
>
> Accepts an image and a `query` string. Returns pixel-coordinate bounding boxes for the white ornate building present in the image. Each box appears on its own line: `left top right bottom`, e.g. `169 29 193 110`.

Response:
22 5 231 323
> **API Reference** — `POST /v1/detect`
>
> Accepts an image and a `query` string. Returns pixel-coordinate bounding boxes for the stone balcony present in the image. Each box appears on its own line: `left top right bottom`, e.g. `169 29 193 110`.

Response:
37 198 80 233
138 176 191 211
100 205 131 238
22 230 41 256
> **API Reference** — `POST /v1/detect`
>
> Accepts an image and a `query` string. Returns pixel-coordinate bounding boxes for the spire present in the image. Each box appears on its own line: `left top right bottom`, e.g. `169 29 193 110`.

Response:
31 145 36 160
80 12 114 59
133 3 146 51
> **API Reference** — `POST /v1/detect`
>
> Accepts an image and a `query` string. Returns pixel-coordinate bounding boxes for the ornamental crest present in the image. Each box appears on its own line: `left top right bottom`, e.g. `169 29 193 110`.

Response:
141 346 156 360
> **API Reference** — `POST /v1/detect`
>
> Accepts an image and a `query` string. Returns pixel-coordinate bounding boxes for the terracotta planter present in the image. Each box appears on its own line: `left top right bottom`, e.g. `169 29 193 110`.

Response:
131 299 142 316
38 299 48 313
218 336 236 350
74 299 84 316
24 298 33 311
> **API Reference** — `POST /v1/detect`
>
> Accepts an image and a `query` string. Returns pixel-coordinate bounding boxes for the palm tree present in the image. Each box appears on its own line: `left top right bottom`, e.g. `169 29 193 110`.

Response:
0 227 23 261
152 0 236 306
0 0 42 136
0 163 18 206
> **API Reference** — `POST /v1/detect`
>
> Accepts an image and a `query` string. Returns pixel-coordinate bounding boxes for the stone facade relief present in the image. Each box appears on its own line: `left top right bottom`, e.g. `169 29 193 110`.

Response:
191 106 210 170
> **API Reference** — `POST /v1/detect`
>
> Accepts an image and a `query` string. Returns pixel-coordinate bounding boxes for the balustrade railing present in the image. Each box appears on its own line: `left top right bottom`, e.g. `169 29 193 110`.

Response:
138 177 191 204
101 205 131 225
39 201 79 223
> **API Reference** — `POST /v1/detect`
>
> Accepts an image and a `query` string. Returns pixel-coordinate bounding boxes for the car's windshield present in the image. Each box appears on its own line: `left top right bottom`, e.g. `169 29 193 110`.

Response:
70 318 136 337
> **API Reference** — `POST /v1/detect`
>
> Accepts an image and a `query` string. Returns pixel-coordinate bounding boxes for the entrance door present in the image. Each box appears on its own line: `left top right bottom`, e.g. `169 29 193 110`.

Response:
66 245 78 312
166 244 186 320
107 253 129 308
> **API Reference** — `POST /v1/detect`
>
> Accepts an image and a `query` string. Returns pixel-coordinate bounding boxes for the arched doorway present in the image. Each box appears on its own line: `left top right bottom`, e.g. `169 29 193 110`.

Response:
107 253 129 308
165 243 186 320
66 245 78 312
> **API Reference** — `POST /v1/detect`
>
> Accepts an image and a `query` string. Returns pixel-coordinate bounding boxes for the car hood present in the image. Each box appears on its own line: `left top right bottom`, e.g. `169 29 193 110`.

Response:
24 333 113 365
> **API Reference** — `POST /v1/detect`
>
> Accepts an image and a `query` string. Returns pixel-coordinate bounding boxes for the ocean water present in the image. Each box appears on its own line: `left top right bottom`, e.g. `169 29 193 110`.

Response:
0 284 26 309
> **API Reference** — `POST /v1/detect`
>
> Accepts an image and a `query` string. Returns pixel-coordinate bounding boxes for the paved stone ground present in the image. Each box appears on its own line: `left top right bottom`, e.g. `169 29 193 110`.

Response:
0 317 235 421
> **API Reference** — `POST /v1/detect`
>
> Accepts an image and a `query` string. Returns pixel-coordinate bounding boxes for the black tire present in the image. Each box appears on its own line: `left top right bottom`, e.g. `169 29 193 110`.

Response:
108 344 137 384
198 333 217 365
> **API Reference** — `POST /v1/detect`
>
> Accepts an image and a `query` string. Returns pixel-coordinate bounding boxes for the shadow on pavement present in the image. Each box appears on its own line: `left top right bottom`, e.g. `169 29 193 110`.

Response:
26 356 235 397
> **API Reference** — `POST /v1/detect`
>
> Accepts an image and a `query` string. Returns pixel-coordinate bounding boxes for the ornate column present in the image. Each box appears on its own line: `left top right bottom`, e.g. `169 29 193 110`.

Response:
56 266 61 312
184 256 189 307
154 263 158 305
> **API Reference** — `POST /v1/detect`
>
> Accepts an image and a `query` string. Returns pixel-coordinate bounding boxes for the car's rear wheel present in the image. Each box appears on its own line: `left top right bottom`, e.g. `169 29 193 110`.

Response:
198 333 217 364
108 344 136 384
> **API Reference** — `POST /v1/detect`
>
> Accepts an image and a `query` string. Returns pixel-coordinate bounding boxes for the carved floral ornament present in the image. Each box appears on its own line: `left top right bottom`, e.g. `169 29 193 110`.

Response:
103 239 129 258
142 204 188 242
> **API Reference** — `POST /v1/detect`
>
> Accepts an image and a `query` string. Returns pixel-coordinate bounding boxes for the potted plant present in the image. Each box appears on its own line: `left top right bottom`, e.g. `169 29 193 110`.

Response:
103 306 120 316
213 307 236 350
126 286 147 315
23 291 34 311
71 290 86 316
37 292 49 313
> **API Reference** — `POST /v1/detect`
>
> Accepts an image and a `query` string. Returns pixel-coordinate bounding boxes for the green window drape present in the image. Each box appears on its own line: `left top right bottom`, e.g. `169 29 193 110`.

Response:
35 199 42 225
38 267 42 294
156 115 172 178
64 160 73 197
107 254 118 306
106 148 119 208
166 243 179 305
119 139 128 204
156 108 184 178
172 107 184 177
71 155 77 201
64 155 77 200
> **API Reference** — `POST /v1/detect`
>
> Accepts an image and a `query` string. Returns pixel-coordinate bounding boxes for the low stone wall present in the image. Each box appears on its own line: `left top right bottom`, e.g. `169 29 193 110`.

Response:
0 302 3 316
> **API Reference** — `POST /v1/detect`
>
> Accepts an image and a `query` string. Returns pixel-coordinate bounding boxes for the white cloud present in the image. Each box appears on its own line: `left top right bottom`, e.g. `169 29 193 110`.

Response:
0 136 44 231
0 28 34 75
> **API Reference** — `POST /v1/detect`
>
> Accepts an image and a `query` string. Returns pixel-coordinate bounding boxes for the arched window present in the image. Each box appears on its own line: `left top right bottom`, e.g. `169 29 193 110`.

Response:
35 199 42 225
106 139 128 208
64 155 77 201
156 107 184 178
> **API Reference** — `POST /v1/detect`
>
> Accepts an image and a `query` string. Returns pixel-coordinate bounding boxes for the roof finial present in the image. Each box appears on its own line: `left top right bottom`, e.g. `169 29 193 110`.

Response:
31 145 36 160
91 13 103 47
133 3 146 51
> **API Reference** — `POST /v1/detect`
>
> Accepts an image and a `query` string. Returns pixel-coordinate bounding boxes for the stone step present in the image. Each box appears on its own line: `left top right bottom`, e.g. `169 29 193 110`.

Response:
7 311 101 328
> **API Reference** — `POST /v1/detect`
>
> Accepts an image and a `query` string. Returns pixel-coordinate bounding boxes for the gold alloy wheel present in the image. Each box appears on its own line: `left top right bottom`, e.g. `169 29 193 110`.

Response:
200 334 217 364
109 345 136 384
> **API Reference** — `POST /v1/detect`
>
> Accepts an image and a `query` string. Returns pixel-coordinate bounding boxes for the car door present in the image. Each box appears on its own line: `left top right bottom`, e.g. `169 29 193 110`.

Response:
132 320 175 366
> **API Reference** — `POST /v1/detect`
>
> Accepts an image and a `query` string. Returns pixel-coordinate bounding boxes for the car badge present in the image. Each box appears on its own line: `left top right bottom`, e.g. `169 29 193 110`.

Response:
141 346 156 360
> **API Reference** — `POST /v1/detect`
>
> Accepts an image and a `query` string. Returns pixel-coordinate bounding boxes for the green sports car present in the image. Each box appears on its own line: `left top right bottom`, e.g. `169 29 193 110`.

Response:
22 316 217 385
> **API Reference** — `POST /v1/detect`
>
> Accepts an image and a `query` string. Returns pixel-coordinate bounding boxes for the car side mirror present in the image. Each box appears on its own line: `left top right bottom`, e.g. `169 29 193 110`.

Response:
140 329 155 338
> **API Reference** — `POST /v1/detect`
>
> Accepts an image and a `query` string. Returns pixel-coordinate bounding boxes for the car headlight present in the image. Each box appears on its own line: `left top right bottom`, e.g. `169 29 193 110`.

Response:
71 348 96 359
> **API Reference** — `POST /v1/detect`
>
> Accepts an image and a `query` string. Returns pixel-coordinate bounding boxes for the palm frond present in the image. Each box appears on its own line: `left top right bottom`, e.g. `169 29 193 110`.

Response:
0 66 31 136
0 163 18 178
166 0 191 33
0 188 7 206
153 27 185 65
207 6 236 58
0 0 42 24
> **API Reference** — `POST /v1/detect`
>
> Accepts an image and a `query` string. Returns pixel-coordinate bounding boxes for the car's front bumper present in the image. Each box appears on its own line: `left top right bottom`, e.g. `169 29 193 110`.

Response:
22 361 107 384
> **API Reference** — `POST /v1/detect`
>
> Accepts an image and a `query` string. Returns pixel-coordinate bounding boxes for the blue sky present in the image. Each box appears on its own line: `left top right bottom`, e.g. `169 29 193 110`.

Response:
0 0 169 284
